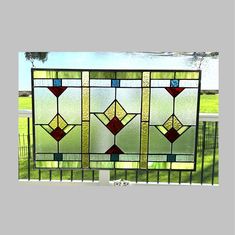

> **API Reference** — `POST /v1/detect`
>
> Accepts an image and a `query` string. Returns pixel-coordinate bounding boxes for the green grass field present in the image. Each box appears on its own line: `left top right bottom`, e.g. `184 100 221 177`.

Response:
18 95 219 184
200 94 219 113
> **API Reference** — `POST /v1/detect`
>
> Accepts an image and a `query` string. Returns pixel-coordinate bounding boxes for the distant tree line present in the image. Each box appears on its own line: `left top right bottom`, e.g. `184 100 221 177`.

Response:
25 52 48 67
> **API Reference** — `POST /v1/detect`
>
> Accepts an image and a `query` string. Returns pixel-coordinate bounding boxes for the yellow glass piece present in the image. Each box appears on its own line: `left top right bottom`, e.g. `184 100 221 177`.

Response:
81 71 90 122
163 116 173 130
121 114 136 125
49 115 58 129
95 114 109 125
140 122 149 169
115 162 139 169
140 155 148 169
175 72 199 79
142 72 150 87
171 162 194 170
82 71 90 85
116 72 142 79
82 88 90 121
49 114 67 129
90 162 114 168
148 162 171 169
63 125 74 133
35 161 58 168
116 101 126 120
177 126 190 135
58 115 67 129
151 72 175 79
82 121 89 168
156 126 168 134
173 116 182 130
141 88 150 121
41 125 53 133
140 122 148 154
33 70 57 79
59 162 81 168
58 71 81 79
104 101 115 120
90 71 115 79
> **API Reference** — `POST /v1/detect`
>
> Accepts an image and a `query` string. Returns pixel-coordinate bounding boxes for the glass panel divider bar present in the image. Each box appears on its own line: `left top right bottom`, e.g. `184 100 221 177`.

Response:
81 71 90 168
140 72 150 169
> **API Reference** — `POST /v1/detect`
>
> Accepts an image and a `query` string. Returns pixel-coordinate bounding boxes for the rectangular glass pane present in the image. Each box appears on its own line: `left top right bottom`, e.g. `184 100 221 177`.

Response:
58 71 81 78
90 71 115 79
32 69 200 170
116 72 142 79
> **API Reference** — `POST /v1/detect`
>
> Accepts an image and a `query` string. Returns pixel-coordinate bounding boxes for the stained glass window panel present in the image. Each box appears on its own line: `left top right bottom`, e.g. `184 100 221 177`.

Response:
32 69 200 170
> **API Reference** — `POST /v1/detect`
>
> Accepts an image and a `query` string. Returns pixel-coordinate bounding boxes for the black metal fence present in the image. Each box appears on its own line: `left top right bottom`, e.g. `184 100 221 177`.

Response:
18 115 218 185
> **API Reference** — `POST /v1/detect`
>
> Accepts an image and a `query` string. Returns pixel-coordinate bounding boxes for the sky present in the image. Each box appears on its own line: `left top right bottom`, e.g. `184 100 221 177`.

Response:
18 52 219 91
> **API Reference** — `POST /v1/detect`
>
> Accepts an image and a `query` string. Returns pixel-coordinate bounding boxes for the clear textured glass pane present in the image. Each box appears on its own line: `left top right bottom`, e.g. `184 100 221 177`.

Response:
90 88 115 113
119 155 139 161
172 127 196 154
59 88 81 124
150 88 173 125
59 126 81 153
151 80 170 87
90 114 114 153
62 80 81 86
34 79 53 86
63 154 81 160
116 88 141 113
90 79 111 87
90 154 110 161
176 155 194 162
36 154 54 160
34 88 57 124
149 126 171 154
120 80 141 87
175 89 198 125
35 126 57 153
116 115 140 153
180 80 199 87
148 155 167 161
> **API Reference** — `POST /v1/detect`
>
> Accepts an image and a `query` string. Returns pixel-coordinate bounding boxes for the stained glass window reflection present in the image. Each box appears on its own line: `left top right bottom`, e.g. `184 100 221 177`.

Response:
32 69 201 170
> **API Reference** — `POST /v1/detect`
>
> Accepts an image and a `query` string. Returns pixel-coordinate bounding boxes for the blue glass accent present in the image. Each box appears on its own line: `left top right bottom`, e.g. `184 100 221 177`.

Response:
54 153 63 161
110 154 119 161
53 79 62 87
170 79 179 87
111 79 120 87
167 154 176 162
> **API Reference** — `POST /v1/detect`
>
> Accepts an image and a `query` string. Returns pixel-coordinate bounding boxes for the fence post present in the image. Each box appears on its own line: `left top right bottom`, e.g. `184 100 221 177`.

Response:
99 170 110 186
27 117 31 181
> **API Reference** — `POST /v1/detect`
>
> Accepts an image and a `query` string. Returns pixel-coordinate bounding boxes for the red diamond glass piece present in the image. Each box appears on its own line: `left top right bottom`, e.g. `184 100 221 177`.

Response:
50 127 66 141
48 87 67 97
106 116 124 135
105 144 124 154
165 87 184 97
164 128 180 143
